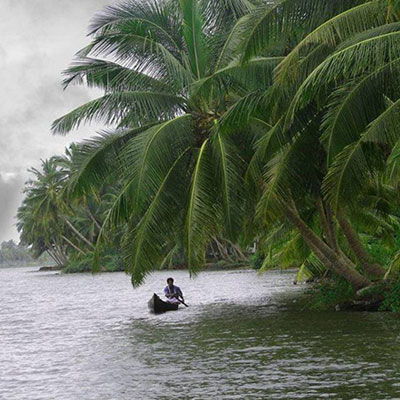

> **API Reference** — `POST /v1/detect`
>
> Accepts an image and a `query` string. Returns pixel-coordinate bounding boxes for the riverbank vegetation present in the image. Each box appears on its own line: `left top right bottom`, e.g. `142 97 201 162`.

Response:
17 0 400 309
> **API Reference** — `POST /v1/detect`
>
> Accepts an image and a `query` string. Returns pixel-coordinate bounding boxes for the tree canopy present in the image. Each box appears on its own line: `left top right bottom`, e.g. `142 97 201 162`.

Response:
17 0 400 293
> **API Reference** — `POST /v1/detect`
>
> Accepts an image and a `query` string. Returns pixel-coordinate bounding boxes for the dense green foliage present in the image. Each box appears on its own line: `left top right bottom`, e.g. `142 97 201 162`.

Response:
17 147 123 271
380 281 400 311
16 0 400 308
308 277 355 310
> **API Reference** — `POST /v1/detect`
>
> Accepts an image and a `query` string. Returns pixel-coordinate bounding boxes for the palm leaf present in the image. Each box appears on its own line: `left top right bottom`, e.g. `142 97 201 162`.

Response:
211 129 244 239
78 33 192 91
105 114 193 226
52 91 185 134
89 0 183 53
286 28 400 125
180 0 208 78
68 125 155 196
323 98 400 209
193 56 283 97
239 0 367 62
185 139 220 271
321 58 400 165
122 149 190 285
202 0 255 30
62 57 173 93
276 0 392 85
256 119 322 222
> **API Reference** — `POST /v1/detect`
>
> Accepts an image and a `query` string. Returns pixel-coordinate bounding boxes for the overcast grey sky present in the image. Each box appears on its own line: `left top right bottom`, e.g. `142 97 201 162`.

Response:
0 0 118 242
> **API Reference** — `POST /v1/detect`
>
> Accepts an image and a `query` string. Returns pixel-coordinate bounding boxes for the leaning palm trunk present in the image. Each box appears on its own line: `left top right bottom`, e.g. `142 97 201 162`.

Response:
62 235 87 256
336 211 385 279
316 198 339 252
64 218 95 250
88 211 102 232
46 244 68 267
286 204 371 290
46 249 62 266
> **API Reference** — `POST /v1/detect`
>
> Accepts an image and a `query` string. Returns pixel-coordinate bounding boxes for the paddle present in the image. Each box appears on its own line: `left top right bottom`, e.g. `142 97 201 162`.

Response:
176 297 189 307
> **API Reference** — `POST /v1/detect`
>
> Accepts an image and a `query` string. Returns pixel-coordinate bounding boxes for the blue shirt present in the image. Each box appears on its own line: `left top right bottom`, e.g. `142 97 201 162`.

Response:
164 285 183 303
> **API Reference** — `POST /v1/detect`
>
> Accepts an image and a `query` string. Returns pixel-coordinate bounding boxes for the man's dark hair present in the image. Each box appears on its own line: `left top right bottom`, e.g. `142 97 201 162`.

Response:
166 277 174 284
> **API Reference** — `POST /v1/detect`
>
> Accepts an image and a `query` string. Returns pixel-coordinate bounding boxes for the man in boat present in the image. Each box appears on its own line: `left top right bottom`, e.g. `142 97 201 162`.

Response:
164 277 184 305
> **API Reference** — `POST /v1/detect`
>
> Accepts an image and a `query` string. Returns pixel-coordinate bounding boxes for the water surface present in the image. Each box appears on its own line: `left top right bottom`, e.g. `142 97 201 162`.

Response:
1 267 400 399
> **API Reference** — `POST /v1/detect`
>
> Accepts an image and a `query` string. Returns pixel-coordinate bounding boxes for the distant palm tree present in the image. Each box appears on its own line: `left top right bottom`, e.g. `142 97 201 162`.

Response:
17 149 110 267
53 0 286 284
17 159 70 266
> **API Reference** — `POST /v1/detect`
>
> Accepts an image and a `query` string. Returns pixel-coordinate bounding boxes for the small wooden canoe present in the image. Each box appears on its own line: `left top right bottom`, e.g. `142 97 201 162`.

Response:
148 293 179 314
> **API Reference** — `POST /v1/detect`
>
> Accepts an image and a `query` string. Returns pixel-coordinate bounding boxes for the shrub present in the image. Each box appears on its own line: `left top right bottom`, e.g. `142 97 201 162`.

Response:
250 253 264 270
310 276 355 310
63 250 124 273
379 281 400 312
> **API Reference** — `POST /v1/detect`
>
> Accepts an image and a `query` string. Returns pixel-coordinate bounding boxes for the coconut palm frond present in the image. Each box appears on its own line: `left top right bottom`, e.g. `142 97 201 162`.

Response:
321 58 400 164
62 57 174 93
69 125 155 196
122 149 190 286
51 91 185 135
240 0 367 62
211 129 244 240
185 139 220 271
276 0 391 84
287 28 400 124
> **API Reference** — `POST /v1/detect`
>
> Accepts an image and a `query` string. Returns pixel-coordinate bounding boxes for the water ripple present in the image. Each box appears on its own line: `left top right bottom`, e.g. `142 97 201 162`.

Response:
0 267 400 399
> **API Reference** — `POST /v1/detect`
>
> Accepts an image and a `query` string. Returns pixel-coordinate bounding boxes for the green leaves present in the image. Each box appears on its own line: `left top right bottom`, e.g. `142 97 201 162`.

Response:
275 0 390 85
193 57 283 99
180 0 208 78
52 91 185 134
105 114 194 226
239 0 367 62
286 28 400 124
185 139 218 271
123 150 191 285
323 98 400 209
320 58 400 165
68 125 155 197
212 130 244 239
63 57 173 93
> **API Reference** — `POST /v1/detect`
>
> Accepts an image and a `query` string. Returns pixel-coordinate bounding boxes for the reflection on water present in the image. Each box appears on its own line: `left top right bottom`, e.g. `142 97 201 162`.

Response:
1 267 400 399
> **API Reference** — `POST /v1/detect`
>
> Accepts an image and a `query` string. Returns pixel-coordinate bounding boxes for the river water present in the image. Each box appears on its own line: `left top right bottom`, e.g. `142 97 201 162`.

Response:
1 267 400 399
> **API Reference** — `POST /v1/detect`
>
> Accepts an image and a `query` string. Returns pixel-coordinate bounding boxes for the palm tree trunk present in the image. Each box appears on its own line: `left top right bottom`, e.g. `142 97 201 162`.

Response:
230 242 248 261
213 237 233 261
64 218 95 250
47 247 65 267
316 198 338 252
336 211 385 279
317 200 356 266
88 211 102 232
62 235 87 255
286 203 371 290
54 243 68 266
46 249 60 266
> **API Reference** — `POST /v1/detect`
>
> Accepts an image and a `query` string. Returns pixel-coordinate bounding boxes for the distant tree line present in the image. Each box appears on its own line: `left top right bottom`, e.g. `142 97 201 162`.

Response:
0 240 45 267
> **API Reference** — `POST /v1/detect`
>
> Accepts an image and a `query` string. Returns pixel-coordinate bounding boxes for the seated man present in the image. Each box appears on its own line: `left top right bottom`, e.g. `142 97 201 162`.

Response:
164 277 184 304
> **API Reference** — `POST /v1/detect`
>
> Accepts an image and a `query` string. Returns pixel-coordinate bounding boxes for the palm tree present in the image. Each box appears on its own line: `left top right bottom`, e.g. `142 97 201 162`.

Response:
17 159 70 266
52 0 286 284
17 149 111 267
239 0 400 289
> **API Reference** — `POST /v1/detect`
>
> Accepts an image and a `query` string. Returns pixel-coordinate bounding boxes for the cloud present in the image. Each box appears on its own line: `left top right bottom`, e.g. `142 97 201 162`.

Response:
0 0 118 241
